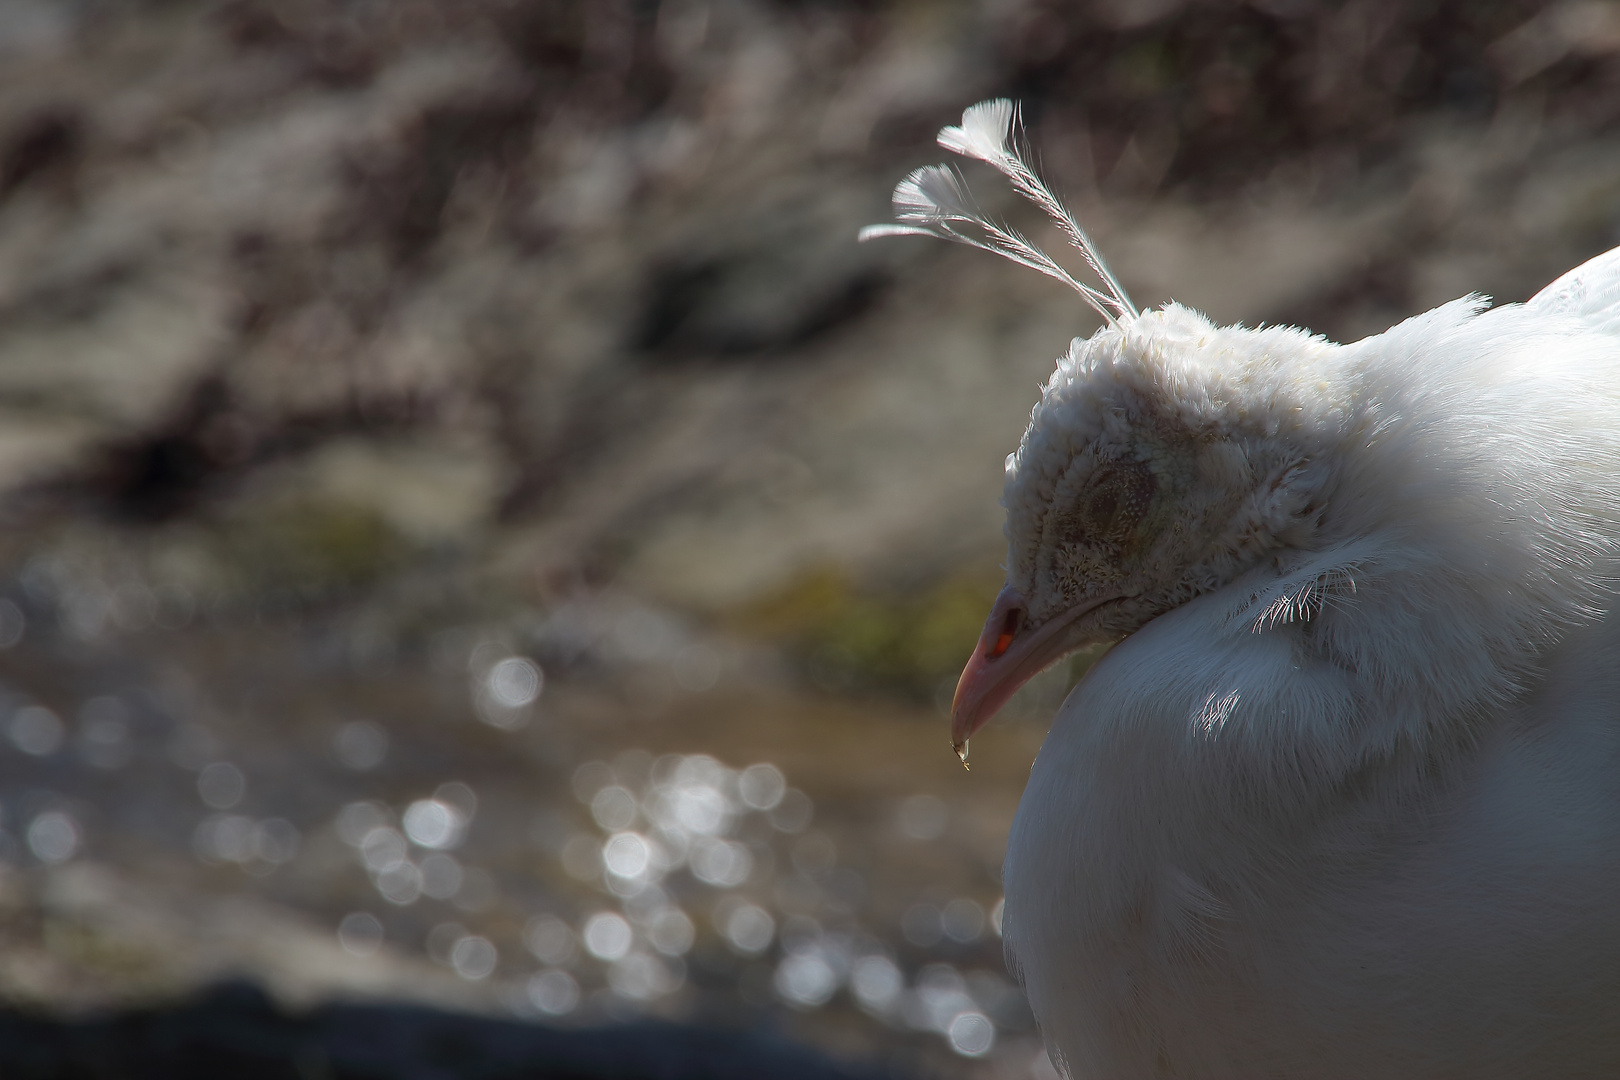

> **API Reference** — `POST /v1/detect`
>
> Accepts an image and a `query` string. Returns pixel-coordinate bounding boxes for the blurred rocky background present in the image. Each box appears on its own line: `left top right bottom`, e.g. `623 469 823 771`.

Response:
0 0 1615 1077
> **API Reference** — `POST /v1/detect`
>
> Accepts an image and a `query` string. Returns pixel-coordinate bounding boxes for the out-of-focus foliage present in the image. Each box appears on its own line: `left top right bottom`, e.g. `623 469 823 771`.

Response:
733 566 1003 698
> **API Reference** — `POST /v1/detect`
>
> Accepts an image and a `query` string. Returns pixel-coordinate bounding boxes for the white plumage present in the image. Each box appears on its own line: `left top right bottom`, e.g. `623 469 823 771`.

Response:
865 101 1620 1078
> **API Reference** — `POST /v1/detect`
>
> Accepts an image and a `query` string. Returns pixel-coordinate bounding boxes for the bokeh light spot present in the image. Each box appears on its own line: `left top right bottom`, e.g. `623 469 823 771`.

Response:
197 762 246 809
334 721 388 771
590 786 637 831
648 907 695 957
337 913 383 957
10 706 63 756
737 763 785 810
775 951 838 1009
851 954 903 1013
27 811 78 863
403 799 464 850
582 911 633 961
487 656 542 708
528 969 580 1016
450 935 497 980
947 1012 996 1057
524 914 575 966
719 902 774 956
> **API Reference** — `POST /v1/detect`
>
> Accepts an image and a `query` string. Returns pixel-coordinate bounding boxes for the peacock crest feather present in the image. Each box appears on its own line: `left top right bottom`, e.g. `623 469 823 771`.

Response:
860 99 1136 327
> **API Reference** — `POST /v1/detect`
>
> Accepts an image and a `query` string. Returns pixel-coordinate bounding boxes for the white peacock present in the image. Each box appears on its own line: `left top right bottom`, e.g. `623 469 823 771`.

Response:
864 99 1620 1080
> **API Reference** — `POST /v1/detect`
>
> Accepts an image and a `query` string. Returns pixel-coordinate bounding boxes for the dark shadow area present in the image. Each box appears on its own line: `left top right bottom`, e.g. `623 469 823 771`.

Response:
0 981 905 1080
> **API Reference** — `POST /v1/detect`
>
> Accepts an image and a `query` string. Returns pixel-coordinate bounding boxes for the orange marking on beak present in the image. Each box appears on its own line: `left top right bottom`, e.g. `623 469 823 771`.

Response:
988 608 1020 659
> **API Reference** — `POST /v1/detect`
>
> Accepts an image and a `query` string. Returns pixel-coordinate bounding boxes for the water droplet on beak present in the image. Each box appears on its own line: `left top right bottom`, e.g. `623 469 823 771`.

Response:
952 740 970 771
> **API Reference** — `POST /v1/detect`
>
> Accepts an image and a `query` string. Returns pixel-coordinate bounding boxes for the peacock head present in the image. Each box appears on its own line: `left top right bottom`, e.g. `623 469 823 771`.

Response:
952 307 1340 749
861 102 1343 756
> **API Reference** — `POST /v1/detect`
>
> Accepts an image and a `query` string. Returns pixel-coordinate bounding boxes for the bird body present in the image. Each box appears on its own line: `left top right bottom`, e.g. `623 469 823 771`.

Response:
1010 602 1620 1078
866 102 1620 1078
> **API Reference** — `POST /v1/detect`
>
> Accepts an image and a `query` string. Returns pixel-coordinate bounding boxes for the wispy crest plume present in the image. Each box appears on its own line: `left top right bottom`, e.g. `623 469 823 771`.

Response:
860 100 1136 325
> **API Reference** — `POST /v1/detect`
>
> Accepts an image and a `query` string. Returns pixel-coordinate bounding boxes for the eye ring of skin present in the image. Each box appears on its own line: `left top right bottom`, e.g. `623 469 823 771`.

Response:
1072 460 1155 548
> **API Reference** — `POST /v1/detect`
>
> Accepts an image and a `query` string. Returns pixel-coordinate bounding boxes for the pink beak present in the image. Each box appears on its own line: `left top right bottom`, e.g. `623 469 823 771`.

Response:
950 585 1116 755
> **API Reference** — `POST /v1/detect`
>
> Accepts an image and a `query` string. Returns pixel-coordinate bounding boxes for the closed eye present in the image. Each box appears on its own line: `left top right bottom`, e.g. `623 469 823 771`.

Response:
1055 460 1156 550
